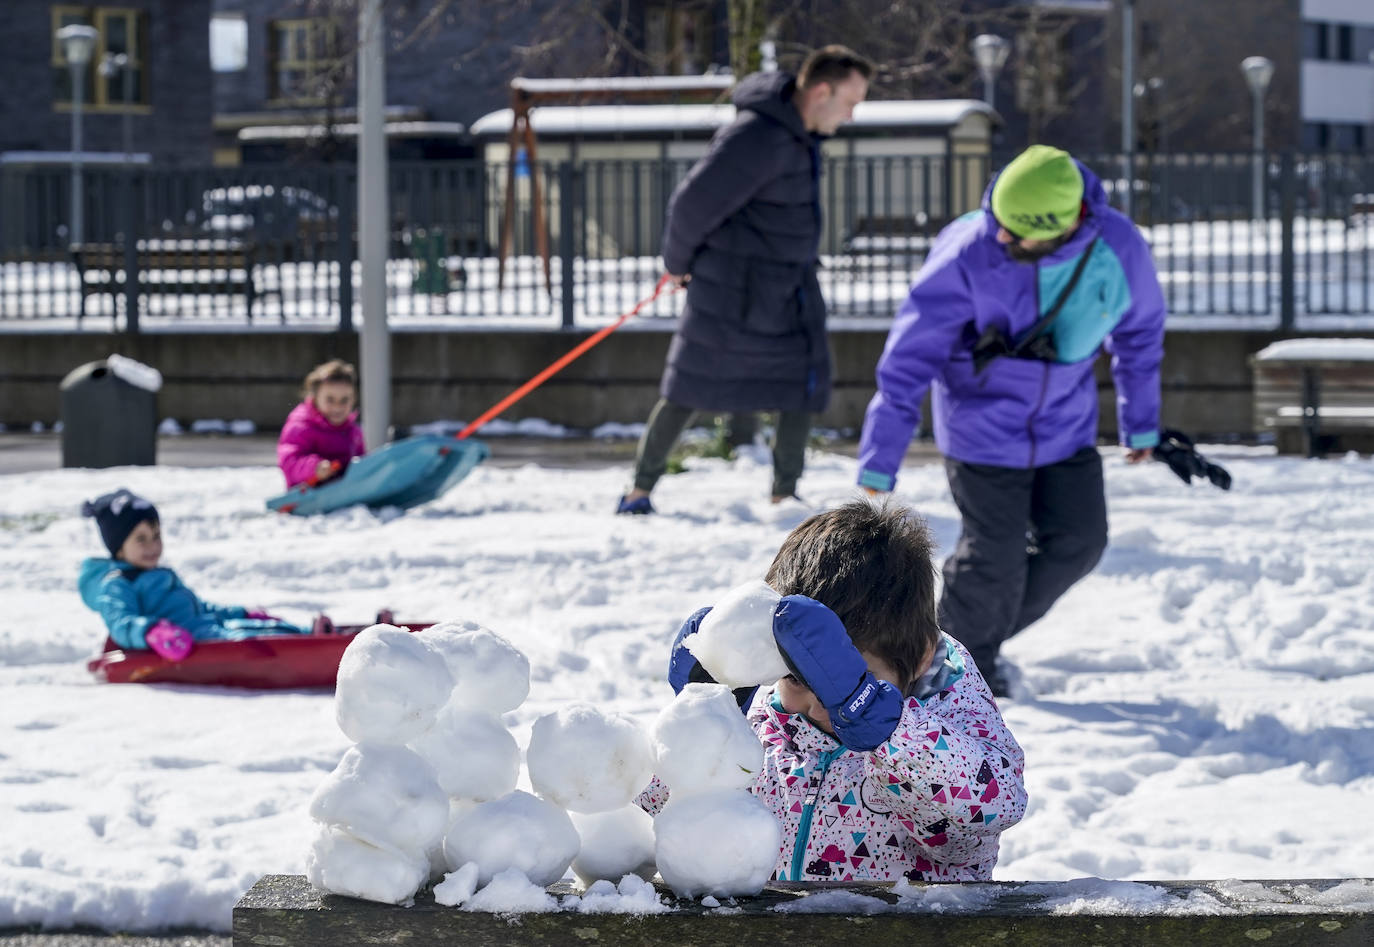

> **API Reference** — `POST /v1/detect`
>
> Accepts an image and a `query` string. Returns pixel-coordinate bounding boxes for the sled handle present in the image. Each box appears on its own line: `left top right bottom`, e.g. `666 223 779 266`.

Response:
454 273 681 441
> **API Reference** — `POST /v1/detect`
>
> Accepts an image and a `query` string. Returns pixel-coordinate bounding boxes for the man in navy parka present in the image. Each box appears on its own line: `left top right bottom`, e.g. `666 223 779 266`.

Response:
857 145 1166 694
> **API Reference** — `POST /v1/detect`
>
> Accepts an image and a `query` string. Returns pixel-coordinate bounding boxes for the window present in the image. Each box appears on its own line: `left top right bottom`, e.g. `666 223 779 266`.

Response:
1302 22 1327 60
51 4 148 109
211 12 248 73
268 18 343 103
644 3 713 76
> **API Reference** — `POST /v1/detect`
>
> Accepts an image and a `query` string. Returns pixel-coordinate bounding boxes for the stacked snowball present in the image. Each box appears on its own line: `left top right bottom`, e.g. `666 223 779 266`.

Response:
649 580 789 898
304 620 529 904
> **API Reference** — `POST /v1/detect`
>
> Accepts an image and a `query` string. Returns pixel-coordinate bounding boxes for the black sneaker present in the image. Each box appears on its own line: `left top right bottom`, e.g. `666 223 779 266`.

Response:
616 494 655 515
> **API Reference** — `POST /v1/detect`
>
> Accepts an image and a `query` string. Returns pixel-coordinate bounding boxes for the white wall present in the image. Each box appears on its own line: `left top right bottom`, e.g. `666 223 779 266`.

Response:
1301 61 1374 123
1302 0 1374 27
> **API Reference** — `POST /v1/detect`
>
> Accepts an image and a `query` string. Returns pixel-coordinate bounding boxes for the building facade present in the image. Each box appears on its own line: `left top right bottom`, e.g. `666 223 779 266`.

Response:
1300 0 1374 149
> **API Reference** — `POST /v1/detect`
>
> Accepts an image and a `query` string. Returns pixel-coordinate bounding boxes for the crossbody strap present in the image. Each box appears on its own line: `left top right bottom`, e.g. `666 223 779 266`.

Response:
1011 239 1099 357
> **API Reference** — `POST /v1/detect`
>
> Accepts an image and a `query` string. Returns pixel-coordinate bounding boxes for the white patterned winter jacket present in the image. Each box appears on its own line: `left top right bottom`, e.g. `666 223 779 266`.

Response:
639 635 1027 882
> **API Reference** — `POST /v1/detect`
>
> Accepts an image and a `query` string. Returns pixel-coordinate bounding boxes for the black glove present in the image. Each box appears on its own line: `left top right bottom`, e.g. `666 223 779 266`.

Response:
1154 428 1232 491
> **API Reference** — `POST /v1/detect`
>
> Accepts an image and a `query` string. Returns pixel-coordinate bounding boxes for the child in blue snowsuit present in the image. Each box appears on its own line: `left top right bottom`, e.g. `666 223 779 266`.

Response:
79 488 309 660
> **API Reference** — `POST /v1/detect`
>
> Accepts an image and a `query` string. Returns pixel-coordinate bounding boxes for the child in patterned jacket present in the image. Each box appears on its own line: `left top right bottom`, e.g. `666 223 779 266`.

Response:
641 498 1027 882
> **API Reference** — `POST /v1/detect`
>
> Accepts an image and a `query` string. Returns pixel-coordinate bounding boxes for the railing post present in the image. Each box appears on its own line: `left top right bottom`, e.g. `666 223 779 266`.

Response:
1279 150 1296 331
558 161 576 329
122 167 140 333
336 166 355 333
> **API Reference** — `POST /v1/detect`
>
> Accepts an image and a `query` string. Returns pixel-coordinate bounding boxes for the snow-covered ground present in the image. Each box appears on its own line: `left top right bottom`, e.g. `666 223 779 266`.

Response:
1 443 1372 931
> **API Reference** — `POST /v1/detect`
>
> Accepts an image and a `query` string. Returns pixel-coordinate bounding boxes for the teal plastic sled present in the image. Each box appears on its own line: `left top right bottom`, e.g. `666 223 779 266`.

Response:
267 434 490 516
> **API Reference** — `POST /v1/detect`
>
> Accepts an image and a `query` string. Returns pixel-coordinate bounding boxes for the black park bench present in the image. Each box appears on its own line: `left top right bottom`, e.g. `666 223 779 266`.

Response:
1250 339 1374 457
71 238 275 321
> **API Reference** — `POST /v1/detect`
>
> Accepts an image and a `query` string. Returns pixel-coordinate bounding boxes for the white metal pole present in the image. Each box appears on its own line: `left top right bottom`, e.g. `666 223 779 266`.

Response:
71 60 84 246
1252 89 1264 221
1121 0 1135 219
358 0 391 448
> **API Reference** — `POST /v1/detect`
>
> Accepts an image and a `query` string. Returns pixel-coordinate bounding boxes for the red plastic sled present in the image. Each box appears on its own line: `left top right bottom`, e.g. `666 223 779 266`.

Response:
86 623 435 689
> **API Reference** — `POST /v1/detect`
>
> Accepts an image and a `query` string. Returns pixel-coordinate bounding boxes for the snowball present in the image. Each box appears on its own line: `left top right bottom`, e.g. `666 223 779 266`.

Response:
409 706 520 801
651 683 764 796
443 790 580 887
418 621 530 712
433 862 481 907
570 805 657 888
308 743 449 856
687 580 789 688
305 823 429 905
527 703 655 813
335 624 453 745
654 789 781 898
463 867 559 913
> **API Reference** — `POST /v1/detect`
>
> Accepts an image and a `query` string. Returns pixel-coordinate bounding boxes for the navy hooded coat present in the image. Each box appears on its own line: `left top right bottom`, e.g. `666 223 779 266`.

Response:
659 71 830 414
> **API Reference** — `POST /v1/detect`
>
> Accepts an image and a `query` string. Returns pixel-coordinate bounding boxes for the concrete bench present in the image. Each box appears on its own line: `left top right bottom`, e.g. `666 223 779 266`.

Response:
1251 339 1374 457
232 874 1373 946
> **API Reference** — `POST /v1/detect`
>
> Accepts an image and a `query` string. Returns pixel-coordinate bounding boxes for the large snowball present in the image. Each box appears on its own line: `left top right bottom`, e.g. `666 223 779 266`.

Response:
526 703 655 813
687 580 789 688
309 744 449 857
443 790 579 887
335 624 453 744
654 789 780 898
651 683 764 796
409 706 520 802
305 823 429 905
570 805 657 887
417 621 530 712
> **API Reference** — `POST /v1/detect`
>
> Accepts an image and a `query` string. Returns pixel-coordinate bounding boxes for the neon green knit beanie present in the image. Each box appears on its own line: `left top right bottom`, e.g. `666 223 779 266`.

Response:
990 145 1084 240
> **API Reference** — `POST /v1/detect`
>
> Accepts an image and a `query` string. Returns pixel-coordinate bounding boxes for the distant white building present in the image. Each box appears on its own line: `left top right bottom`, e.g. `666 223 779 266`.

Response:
1301 0 1374 149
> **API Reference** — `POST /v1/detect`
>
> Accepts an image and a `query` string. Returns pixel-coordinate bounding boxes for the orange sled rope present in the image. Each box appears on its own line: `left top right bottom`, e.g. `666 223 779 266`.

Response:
453 273 681 441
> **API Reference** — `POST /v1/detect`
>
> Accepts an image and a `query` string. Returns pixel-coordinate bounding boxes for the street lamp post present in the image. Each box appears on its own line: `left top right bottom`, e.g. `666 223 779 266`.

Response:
58 24 99 247
1241 55 1274 222
99 52 133 162
971 34 1010 111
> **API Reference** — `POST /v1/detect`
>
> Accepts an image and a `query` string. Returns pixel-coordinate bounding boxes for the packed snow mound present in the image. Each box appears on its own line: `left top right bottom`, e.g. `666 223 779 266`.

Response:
418 621 531 711
305 823 430 905
651 683 763 796
409 706 520 802
687 580 789 688
308 743 448 856
654 789 780 898
527 703 655 813
335 624 453 744
443 790 580 887
570 805 657 887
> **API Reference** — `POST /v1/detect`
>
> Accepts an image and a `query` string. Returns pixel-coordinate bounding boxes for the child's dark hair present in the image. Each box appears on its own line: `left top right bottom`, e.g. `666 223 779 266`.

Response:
765 499 940 689
302 359 357 401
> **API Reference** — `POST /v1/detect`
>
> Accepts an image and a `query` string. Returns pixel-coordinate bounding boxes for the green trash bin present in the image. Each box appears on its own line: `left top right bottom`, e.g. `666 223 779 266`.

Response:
59 355 160 468
411 228 449 295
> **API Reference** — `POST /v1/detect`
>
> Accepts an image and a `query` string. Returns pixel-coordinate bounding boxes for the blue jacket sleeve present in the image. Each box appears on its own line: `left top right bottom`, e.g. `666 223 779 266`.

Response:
857 238 976 490
95 573 154 650
1102 221 1165 449
661 118 787 275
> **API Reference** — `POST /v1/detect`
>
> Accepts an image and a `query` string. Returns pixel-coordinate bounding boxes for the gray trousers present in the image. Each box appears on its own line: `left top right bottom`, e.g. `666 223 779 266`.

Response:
631 398 810 498
937 447 1109 674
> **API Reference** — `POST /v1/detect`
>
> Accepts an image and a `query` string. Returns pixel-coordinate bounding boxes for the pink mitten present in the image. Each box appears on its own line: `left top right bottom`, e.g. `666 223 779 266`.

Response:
145 620 193 662
245 609 274 620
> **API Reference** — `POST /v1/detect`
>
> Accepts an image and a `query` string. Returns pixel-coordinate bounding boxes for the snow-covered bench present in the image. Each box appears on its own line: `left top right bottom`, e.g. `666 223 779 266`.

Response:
71 238 271 321
1251 338 1374 457
234 873 1374 945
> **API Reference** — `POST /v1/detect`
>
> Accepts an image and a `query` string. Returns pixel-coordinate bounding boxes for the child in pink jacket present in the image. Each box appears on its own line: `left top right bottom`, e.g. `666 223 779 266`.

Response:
642 499 1027 882
277 359 367 488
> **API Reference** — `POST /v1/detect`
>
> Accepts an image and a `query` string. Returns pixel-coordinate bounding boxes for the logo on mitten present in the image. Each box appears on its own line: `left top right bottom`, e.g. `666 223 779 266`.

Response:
847 681 875 716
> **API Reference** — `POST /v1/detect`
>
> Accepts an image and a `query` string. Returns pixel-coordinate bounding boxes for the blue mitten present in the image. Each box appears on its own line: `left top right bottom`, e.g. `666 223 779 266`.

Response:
771 595 903 750
667 606 757 711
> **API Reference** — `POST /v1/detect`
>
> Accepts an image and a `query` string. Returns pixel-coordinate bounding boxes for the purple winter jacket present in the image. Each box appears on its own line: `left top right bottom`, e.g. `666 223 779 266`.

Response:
277 400 366 487
857 162 1165 490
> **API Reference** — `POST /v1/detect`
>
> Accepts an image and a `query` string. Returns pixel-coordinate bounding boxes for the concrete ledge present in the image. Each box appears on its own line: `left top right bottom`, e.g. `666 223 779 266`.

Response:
232 874 1373 947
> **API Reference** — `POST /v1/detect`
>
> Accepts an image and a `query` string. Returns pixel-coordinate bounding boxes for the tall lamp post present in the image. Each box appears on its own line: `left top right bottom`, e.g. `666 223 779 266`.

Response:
971 34 1010 111
58 24 99 247
1241 55 1274 222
